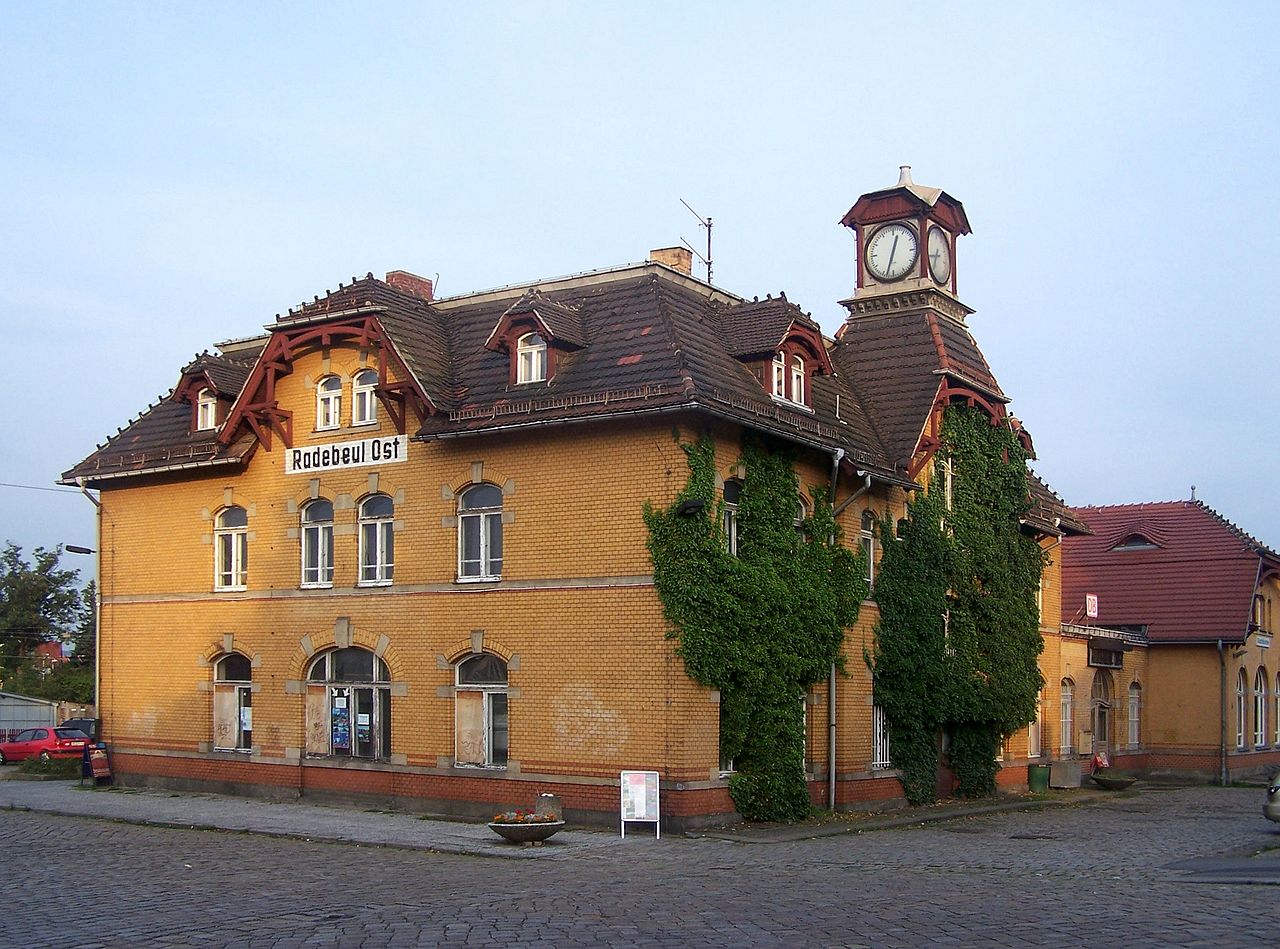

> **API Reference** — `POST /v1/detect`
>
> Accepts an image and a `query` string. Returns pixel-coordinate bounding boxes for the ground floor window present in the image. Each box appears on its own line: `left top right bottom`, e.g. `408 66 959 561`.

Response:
305 647 391 759
871 703 891 769
1060 679 1074 756
455 653 508 767
1027 689 1043 758
213 653 252 751
1127 682 1141 749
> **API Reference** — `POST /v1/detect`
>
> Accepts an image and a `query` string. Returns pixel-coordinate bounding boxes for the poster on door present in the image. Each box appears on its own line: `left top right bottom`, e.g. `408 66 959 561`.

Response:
331 703 351 752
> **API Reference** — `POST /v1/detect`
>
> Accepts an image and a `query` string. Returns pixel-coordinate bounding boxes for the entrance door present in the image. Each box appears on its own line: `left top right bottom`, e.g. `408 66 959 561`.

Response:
1091 672 1114 757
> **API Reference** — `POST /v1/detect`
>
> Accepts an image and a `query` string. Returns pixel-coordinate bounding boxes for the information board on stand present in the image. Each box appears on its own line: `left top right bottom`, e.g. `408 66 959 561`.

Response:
619 770 660 839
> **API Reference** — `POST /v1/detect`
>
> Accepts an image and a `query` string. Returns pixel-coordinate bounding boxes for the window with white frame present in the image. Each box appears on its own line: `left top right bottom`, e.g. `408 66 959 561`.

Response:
871 702 891 769
214 505 248 591
1059 679 1074 756
352 369 378 425
860 510 876 585
305 648 390 759
722 479 742 556
300 499 334 588
1028 688 1043 758
516 332 547 384
1254 668 1269 748
771 352 786 399
794 496 809 538
1127 682 1141 749
455 653 508 767
213 653 252 751
316 375 342 430
457 484 503 580
1236 669 1247 750
358 494 394 585
790 354 806 405
196 388 217 431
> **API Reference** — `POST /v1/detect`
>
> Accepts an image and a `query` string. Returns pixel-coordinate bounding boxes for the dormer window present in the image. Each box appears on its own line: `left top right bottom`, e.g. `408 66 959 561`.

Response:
316 376 342 431
1112 534 1158 551
196 388 217 431
771 353 786 398
516 333 547 384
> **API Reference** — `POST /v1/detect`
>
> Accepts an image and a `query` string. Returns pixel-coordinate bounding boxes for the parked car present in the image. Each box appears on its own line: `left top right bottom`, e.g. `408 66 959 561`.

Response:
59 718 99 742
1266 772 1280 824
0 727 91 764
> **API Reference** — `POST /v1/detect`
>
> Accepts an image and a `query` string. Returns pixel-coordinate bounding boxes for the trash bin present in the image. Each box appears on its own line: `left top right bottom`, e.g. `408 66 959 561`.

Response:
1028 763 1050 793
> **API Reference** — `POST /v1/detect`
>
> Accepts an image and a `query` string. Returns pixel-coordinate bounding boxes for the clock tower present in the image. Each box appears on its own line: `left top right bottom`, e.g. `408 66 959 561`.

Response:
839 166 973 324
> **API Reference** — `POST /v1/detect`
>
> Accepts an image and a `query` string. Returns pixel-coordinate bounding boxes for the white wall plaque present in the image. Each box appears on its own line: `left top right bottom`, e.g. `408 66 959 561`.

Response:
284 435 408 475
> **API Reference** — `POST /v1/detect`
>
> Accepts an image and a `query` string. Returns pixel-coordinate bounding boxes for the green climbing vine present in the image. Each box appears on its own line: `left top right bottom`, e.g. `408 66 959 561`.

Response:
871 405 1046 803
644 432 867 822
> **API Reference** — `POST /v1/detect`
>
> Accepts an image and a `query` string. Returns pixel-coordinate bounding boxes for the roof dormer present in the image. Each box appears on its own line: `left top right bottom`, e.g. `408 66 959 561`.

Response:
483 290 586 385
173 353 249 434
719 295 833 409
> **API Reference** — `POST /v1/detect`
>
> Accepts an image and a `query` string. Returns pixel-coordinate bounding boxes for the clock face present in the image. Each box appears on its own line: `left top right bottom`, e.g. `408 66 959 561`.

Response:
927 226 952 284
865 222 918 281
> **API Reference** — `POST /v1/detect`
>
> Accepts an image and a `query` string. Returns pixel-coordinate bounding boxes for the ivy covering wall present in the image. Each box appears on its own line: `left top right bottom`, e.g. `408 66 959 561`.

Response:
871 405 1046 802
644 433 867 822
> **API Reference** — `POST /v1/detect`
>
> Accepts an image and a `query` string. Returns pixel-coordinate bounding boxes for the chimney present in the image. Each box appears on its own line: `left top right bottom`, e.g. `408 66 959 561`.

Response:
649 246 693 275
385 270 434 301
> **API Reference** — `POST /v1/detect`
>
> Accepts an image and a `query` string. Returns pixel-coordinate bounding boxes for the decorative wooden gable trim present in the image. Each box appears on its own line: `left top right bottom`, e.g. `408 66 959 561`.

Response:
908 377 1011 479
218 314 434 450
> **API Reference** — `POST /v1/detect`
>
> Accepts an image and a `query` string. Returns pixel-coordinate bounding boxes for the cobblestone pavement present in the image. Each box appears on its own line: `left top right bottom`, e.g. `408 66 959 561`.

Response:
2 785 1277 947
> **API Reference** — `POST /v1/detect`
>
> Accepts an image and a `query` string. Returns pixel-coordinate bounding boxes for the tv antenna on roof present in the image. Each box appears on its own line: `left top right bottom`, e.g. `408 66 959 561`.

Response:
679 198 713 285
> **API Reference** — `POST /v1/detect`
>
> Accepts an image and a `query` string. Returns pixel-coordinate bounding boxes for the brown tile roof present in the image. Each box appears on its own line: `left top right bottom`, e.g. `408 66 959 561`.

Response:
831 309 1005 471
67 262 1027 490
1025 472 1090 537
1061 500 1279 643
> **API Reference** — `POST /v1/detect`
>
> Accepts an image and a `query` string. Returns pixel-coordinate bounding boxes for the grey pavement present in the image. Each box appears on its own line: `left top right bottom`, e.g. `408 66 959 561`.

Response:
1 766 1111 856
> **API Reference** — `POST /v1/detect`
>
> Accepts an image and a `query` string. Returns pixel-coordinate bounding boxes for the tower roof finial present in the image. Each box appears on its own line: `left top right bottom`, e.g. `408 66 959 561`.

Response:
897 165 914 186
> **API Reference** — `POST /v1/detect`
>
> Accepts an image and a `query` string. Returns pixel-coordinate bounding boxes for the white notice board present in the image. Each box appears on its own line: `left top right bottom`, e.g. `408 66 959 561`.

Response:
619 770 660 839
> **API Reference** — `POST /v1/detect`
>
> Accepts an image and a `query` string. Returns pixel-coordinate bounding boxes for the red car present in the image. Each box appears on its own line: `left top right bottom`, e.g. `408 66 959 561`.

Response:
0 727 91 764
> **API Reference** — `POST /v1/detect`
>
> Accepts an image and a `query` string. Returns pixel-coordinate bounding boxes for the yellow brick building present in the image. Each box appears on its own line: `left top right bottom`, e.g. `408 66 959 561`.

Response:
64 172 1085 826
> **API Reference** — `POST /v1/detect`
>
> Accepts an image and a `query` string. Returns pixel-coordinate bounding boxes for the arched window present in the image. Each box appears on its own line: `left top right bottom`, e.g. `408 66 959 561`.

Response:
790 354 806 405
305 647 391 759
722 479 742 556
1235 669 1247 750
213 653 252 751
196 388 217 431
1060 679 1074 756
1254 668 1269 748
300 499 334 588
454 653 508 767
352 369 378 425
516 332 547 384
1127 682 1141 749
861 510 876 585
358 495 394 585
316 375 342 430
214 506 248 591
458 484 503 580
795 495 810 538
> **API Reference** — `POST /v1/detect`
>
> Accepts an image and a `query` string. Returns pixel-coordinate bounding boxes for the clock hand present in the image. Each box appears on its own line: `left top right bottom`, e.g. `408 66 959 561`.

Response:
887 234 899 273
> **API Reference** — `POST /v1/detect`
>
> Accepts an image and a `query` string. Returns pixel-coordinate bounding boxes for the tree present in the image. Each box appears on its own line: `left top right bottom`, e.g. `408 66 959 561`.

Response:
71 580 96 667
0 542 82 676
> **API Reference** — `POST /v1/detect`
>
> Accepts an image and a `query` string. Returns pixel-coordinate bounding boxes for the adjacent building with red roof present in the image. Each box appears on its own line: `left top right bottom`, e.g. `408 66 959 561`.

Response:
1063 500 1280 781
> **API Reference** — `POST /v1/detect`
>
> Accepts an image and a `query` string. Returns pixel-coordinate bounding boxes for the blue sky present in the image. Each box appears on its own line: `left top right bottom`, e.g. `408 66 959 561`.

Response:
2 2 1278 579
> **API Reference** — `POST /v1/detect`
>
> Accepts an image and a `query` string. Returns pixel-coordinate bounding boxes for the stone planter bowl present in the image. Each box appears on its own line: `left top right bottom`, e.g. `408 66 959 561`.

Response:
1091 769 1136 791
487 820 565 845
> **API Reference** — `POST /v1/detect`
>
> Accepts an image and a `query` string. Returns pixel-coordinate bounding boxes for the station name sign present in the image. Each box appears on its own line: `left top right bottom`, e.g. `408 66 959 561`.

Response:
285 435 407 475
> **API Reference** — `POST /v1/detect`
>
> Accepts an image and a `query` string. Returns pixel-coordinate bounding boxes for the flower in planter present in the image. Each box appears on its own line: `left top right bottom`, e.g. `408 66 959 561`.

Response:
491 809 559 824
